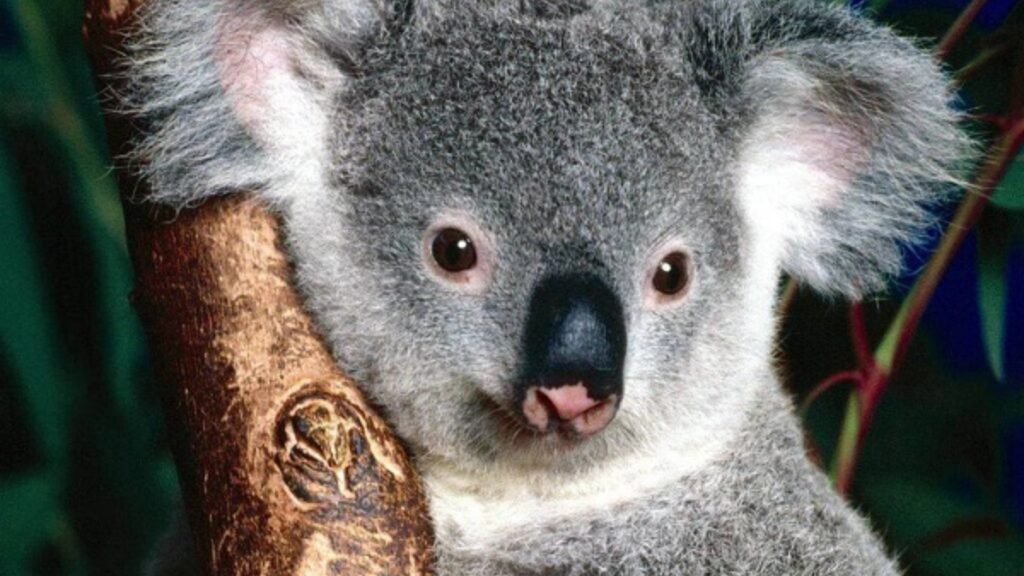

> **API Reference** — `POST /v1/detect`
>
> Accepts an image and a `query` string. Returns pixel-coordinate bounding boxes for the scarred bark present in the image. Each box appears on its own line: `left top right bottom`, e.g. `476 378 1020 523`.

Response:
82 1 435 574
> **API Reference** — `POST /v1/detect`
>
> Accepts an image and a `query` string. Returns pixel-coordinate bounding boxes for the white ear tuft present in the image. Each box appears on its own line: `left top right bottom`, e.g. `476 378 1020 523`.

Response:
215 22 302 142
736 62 871 292
214 14 340 203
738 117 862 248
725 9 971 299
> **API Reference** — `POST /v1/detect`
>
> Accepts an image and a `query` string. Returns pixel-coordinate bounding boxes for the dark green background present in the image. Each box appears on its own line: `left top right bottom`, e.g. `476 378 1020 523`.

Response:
0 0 1022 574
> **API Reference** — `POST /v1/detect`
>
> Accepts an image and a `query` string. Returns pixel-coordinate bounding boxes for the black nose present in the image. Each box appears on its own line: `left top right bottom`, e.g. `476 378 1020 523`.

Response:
518 274 627 403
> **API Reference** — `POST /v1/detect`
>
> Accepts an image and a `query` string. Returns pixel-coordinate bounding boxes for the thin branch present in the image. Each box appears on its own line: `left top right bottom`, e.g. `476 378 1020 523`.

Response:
799 370 862 415
849 302 873 372
886 117 1024 375
831 392 862 492
829 116 1024 493
955 44 1012 86
937 0 990 60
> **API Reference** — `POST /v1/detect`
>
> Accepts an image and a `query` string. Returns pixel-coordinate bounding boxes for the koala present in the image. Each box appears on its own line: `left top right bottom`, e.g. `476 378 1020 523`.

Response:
129 0 971 574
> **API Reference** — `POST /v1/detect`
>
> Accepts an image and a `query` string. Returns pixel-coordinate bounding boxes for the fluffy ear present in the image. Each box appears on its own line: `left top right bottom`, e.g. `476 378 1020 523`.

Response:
127 0 406 207
697 0 973 298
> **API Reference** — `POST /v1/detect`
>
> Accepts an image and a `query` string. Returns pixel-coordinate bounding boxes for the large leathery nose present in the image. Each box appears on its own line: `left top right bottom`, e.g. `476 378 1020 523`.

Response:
517 274 626 436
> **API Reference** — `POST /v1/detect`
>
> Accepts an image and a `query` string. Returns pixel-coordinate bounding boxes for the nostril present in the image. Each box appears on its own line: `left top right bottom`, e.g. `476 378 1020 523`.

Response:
534 387 560 421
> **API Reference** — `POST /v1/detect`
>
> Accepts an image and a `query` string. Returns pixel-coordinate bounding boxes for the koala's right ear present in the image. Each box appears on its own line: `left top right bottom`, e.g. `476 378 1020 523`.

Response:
127 0 406 207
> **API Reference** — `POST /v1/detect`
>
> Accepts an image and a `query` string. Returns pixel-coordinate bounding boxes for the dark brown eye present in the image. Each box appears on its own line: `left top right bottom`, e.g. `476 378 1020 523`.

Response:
431 227 478 272
652 252 690 296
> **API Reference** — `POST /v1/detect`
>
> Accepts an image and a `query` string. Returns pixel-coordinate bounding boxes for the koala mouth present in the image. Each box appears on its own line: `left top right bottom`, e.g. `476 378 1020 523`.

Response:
520 383 619 440
477 385 618 449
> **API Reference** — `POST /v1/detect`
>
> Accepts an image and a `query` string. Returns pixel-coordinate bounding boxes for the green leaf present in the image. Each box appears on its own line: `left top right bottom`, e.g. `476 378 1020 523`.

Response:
862 478 1024 576
991 152 1024 210
977 212 1011 381
0 474 83 576
0 55 47 122
0 138 77 469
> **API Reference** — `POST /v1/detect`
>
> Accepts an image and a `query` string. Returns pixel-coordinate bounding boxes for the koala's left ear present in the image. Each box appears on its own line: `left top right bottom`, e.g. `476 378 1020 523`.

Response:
714 1 972 298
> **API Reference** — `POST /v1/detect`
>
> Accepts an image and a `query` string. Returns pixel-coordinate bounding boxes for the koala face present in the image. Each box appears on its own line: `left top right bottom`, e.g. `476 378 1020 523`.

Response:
284 14 757 469
130 0 968 474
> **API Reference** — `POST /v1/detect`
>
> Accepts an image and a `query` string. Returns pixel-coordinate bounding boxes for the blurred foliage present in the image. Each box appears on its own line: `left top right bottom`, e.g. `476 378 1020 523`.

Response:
0 0 1020 575
791 2 1024 575
0 0 176 575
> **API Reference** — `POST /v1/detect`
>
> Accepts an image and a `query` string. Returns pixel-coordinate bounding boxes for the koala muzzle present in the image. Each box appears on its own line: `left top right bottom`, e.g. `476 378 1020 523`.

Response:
518 274 626 438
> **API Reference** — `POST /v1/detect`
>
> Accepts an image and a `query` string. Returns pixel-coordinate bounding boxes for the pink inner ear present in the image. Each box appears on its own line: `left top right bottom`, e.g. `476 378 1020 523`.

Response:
782 120 865 209
737 115 868 251
214 15 296 140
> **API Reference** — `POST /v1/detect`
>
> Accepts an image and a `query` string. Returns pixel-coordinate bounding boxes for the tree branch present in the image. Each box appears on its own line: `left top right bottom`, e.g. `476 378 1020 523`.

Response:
82 1 435 574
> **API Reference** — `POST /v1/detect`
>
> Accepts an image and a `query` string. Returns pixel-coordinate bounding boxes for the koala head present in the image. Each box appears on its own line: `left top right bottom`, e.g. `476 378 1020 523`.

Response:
130 0 969 475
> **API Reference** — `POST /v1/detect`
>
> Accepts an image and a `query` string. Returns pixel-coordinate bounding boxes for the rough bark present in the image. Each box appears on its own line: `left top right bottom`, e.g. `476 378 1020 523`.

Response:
82 2 436 574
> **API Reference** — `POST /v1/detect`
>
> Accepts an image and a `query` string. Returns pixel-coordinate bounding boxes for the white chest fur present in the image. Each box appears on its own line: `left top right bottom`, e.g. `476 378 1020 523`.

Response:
421 410 748 554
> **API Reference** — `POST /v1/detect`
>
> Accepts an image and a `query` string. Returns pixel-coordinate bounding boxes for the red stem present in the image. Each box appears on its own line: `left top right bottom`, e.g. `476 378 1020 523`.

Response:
937 0 990 59
833 117 1024 494
801 304 870 417
849 302 873 372
800 370 863 414
823 0 1021 495
836 367 887 494
890 118 1024 375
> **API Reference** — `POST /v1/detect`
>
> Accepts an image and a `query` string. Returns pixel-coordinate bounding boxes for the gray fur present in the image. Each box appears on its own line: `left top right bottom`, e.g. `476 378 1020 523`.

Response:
127 1 969 574
435 385 900 575
125 0 270 205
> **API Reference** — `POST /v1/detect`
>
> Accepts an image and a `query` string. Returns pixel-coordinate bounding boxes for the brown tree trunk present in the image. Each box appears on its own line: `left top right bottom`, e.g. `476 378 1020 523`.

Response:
82 2 435 574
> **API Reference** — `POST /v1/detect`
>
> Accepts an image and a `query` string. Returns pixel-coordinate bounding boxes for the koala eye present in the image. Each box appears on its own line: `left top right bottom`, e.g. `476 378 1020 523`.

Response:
651 251 691 299
422 216 493 294
431 228 478 272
